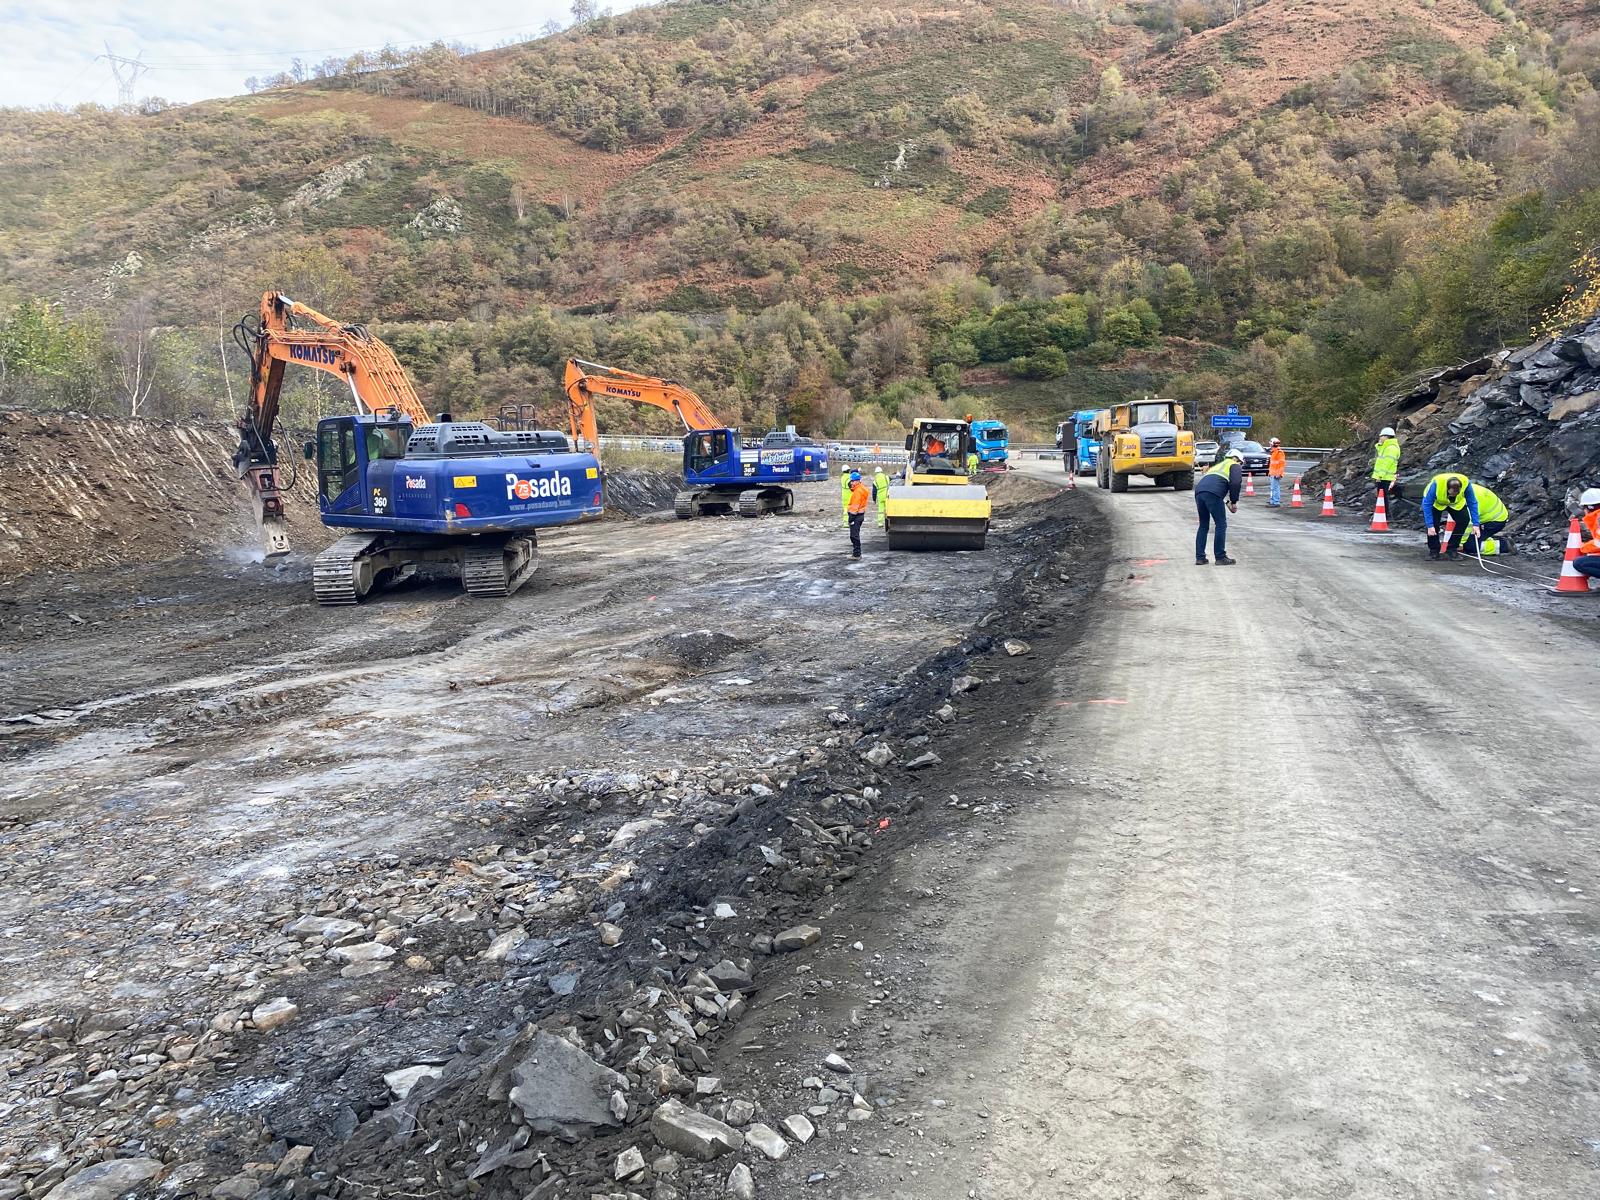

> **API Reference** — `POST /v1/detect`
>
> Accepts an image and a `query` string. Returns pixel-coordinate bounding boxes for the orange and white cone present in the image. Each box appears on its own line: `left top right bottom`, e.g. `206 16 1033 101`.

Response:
1556 518 1596 594
1320 481 1336 517
1291 477 1303 508
1244 474 1256 498
1369 487 1390 532
1443 513 1455 543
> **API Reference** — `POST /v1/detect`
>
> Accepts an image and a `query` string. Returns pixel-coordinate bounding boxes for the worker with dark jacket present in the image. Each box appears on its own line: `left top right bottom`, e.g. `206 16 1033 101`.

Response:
846 470 871 558
1422 473 1508 559
1575 487 1600 580
1195 447 1243 565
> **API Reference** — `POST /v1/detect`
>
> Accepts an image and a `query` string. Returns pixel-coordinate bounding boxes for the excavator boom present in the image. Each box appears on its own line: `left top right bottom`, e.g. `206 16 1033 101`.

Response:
233 292 431 556
561 358 723 451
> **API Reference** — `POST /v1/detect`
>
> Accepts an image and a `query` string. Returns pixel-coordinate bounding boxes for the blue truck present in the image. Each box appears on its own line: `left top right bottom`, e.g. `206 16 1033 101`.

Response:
1055 410 1102 475
969 420 1010 469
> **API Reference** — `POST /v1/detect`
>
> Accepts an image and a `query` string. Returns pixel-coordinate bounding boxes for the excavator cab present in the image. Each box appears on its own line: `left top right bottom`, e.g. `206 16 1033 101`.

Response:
686 430 737 477
315 414 412 514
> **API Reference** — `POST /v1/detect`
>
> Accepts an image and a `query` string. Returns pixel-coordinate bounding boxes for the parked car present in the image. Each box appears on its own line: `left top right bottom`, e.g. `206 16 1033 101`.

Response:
1231 439 1272 476
1194 439 1220 467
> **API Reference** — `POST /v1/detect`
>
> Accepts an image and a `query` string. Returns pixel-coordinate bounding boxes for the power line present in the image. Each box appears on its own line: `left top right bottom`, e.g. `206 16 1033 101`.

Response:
97 43 150 107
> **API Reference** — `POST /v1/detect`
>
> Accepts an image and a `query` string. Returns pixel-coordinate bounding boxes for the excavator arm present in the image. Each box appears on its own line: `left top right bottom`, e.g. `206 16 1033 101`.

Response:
561 358 723 452
232 292 431 557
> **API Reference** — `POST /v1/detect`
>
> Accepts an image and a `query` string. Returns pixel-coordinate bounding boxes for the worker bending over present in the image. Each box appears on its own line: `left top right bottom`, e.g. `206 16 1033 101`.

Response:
846 470 871 559
873 465 890 528
1576 488 1600 581
1373 426 1401 503
1421 473 1509 559
1195 447 1243 566
1267 437 1286 506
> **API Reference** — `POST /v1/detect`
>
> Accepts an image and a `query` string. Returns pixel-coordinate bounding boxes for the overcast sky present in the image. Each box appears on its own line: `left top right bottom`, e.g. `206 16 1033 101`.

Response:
1 1 652 108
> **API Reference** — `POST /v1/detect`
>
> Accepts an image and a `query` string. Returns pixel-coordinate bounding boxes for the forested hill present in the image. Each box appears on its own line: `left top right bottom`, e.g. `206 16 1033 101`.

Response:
2 0 1598 442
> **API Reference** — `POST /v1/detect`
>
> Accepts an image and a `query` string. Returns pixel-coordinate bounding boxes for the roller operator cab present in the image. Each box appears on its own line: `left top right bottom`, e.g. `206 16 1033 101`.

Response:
969 420 1009 468
883 418 992 551
673 428 829 519
307 413 604 604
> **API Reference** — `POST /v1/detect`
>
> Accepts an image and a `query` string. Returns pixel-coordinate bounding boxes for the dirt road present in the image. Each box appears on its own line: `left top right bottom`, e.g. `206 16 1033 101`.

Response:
833 468 1600 1200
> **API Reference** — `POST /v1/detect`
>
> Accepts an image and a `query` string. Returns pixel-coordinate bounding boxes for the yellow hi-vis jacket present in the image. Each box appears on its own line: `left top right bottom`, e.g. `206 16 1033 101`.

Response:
840 473 852 513
1372 436 1400 482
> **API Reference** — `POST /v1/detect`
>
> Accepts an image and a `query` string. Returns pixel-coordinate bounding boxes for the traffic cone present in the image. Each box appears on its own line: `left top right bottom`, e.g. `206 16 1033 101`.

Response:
1291 477 1303 508
1244 474 1256 498
1443 513 1455 542
1320 481 1336 517
1369 487 1389 532
1555 518 1596 594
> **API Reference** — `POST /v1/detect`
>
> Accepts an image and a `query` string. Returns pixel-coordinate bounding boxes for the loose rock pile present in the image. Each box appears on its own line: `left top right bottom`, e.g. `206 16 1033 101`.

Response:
1314 314 1600 551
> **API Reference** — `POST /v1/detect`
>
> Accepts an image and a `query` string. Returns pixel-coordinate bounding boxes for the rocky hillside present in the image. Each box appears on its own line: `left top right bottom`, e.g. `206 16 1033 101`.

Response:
2 0 1598 442
1314 313 1600 551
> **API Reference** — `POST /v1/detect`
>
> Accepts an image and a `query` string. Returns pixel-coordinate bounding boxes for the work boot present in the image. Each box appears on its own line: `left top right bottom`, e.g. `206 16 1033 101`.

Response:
1195 556 1209 565
1215 554 1238 566
1428 550 1441 560
1444 549 1459 561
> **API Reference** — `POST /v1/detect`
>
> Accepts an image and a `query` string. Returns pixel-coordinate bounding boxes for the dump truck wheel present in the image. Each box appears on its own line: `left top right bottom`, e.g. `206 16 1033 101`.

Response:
1171 470 1195 491
1110 470 1129 493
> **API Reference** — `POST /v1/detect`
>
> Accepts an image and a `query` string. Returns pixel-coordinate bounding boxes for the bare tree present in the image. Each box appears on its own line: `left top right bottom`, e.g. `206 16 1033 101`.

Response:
571 0 596 26
113 296 159 419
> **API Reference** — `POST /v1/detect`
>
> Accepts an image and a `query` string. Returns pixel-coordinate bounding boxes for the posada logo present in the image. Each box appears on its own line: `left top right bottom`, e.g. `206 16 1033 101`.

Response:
505 472 574 501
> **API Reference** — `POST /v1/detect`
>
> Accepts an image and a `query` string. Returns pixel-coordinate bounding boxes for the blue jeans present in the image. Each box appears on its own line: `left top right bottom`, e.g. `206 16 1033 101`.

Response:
1269 475 1282 504
1195 492 1228 559
1574 555 1600 579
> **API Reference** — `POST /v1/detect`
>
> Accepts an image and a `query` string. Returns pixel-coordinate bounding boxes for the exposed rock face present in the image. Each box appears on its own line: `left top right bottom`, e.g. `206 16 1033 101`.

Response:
1314 314 1600 549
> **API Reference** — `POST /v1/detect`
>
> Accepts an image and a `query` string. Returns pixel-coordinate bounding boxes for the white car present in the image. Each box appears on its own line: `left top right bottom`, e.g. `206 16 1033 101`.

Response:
1194 439 1220 467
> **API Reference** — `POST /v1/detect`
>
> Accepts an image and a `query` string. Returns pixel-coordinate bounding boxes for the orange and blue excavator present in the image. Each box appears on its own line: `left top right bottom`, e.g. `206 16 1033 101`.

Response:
561 359 828 518
232 292 603 604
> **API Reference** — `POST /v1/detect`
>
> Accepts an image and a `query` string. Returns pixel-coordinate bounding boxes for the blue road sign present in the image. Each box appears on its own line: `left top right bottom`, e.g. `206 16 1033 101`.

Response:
1226 404 1240 415
1211 414 1253 429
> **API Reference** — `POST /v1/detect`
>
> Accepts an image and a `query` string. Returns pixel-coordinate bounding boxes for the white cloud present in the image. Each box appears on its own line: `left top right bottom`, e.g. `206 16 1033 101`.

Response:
0 1 653 108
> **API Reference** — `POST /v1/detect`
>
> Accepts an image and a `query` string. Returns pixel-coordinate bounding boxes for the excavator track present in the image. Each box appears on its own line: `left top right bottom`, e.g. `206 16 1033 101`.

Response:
736 487 794 518
462 536 539 598
312 534 382 606
674 491 698 520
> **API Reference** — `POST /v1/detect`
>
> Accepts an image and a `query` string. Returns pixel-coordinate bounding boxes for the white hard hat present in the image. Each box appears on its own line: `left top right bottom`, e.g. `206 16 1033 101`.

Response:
1226 446 1245 460
1379 426 1395 437
1269 437 1280 445
1581 487 1600 507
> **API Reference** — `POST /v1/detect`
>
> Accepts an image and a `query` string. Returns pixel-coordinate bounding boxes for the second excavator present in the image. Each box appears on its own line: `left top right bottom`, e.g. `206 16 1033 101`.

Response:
562 359 828 518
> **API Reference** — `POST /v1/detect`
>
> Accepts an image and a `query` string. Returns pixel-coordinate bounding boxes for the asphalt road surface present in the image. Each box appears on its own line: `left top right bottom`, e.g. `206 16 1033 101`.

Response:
861 465 1600 1200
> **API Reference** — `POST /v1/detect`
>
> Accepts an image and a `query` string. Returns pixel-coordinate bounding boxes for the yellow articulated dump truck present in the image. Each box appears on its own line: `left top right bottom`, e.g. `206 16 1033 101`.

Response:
1094 398 1196 493
883 418 991 550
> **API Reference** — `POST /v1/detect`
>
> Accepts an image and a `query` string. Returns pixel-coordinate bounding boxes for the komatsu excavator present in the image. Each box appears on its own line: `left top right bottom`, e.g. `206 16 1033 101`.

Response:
232 293 603 604
562 359 828 518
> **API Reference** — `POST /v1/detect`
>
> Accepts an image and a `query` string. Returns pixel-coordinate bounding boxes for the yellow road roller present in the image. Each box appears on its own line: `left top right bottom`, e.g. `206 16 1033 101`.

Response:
883 418 991 551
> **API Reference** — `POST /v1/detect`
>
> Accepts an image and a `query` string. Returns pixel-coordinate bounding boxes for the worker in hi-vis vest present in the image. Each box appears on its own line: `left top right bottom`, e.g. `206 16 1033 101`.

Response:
1422 473 1508 559
1372 426 1401 502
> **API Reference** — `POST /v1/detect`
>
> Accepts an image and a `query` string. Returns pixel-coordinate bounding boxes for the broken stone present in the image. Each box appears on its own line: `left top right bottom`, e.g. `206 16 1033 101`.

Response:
707 959 754 992
283 915 363 941
1002 639 1031 656
1550 391 1600 422
384 1064 445 1099
862 743 893 768
773 925 820 952
508 1031 627 1139
650 1099 743 1161
615 1146 647 1182
905 752 941 770
726 1162 756 1200
251 997 298 1031
610 818 664 847
649 1061 694 1096
42 1159 164 1200
599 922 624 947
724 1098 756 1126
743 1123 789 1161
822 1052 852 1074
482 926 528 961
331 941 395 964
211 1175 258 1200
950 675 978 695
696 1075 723 1096
780 1114 815 1144
272 1145 313 1180
548 971 580 996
